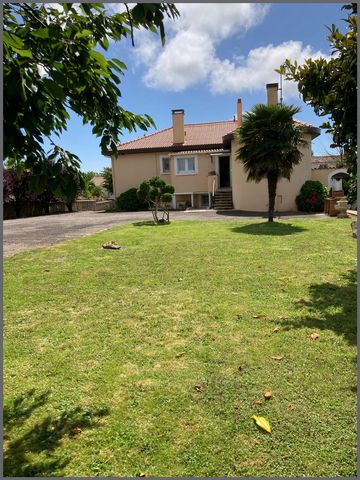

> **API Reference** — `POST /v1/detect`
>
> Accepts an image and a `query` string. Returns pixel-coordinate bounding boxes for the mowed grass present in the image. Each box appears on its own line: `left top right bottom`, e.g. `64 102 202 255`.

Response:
4 218 357 477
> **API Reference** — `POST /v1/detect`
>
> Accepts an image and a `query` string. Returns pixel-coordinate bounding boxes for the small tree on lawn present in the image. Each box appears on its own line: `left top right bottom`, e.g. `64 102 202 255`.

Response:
137 176 175 224
235 103 305 222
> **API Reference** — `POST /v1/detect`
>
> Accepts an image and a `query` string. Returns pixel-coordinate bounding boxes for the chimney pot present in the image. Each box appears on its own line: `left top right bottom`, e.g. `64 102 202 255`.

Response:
266 83 279 106
172 109 184 144
237 98 242 127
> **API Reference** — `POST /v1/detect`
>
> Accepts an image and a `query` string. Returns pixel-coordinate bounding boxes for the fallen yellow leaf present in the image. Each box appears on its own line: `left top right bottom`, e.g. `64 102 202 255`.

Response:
251 415 271 433
271 355 284 361
175 352 185 358
253 314 267 319
253 399 262 405
264 391 273 400
310 332 320 340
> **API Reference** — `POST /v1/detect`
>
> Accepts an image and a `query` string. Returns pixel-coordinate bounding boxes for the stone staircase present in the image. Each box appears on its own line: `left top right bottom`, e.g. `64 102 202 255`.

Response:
213 190 233 210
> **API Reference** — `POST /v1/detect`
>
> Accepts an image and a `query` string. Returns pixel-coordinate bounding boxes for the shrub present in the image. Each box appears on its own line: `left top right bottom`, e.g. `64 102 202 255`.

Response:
296 180 328 212
343 176 357 207
137 176 175 224
116 188 147 211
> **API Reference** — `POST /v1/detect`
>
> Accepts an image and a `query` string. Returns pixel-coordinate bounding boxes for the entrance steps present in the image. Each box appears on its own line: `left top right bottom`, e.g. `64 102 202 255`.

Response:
214 190 233 210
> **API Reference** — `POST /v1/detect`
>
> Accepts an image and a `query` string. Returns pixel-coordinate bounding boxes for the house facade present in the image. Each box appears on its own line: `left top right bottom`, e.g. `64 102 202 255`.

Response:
108 84 321 212
311 155 349 192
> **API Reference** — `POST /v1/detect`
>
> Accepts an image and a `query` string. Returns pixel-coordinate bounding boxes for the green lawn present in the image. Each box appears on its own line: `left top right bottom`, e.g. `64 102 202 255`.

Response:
4 218 357 477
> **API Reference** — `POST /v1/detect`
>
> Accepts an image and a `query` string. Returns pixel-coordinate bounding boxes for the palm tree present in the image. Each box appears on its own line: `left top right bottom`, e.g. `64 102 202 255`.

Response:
236 104 306 222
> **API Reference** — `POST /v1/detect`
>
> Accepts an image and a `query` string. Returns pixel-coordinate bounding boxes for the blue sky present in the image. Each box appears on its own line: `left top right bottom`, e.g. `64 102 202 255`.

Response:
49 3 345 173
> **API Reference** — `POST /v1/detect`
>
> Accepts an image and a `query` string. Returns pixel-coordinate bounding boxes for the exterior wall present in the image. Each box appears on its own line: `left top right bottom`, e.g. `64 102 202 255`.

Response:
311 167 348 189
112 151 214 198
112 152 158 198
231 133 313 212
311 168 334 186
168 153 214 193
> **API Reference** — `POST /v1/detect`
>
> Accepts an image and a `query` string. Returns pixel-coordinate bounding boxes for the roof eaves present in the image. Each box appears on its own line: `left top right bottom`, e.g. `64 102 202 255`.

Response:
114 143 226 155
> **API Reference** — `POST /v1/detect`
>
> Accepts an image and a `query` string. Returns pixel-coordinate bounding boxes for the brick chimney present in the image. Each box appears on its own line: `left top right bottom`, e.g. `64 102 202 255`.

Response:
237 98 242 127
266 83 279 106
172 109 184 144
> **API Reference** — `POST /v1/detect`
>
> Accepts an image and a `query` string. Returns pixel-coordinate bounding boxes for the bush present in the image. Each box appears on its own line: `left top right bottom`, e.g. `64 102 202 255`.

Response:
296 180 328 212
137 176 175 224
116 188 147 211
343 176 357 207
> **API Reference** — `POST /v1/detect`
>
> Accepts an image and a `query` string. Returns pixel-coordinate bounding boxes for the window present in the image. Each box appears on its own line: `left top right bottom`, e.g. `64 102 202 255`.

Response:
200 193 209 207
176 156 197 175
160 156 171 174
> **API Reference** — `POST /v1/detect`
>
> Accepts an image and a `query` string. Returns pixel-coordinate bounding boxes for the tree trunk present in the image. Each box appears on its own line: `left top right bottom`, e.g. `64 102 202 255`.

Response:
66 202 73 212
42 201 50 215
267 172 278 222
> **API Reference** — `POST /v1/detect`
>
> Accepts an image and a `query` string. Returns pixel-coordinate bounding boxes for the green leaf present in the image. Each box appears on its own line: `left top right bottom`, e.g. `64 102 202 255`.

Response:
101 36 109 50
31 28 50 39
43 79 66 100
12 47 33 59
62 3 73 14
89 50 108 69
111 58 127 71
4 31 24 49
75 29 92 40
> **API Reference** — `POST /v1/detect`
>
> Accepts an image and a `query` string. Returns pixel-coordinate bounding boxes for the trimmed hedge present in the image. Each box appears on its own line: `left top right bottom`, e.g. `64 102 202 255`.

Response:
116 188 147 211
296 180 328 212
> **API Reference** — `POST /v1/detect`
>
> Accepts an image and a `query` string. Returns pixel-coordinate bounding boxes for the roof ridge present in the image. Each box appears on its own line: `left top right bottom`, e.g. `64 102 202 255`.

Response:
117 126 172 147
185 119 236 126
117 120 236 148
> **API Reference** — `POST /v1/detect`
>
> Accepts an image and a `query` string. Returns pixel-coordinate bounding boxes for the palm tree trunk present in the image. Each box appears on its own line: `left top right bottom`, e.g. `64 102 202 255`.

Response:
267 172 278 222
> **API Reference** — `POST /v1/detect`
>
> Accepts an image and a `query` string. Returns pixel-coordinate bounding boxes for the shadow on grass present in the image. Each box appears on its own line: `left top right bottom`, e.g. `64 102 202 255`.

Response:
4 389 109 477
281 269 357 346
231 221 307 236
133 220 170 227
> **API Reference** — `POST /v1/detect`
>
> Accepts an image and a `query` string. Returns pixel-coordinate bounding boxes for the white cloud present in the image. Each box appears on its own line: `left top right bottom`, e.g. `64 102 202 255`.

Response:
143 31 215 91
130 4 329 98
210 41 330 98
133 3 270 91
168 3 270 40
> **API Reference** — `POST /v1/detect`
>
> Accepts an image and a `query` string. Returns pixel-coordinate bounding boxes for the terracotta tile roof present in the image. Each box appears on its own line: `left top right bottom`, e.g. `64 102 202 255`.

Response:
169 149 228 156
115 120 238 153
311 155 341 170
111 118 320 155
311 155 341 163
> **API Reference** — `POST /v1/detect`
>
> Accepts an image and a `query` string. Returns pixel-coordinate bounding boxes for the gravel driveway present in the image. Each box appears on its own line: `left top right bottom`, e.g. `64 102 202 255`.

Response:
3 209 326 257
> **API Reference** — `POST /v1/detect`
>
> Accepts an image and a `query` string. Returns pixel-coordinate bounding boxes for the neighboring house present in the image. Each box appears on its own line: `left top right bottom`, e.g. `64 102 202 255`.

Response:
311 155 349 191
92 175 113 199
106 83 321 212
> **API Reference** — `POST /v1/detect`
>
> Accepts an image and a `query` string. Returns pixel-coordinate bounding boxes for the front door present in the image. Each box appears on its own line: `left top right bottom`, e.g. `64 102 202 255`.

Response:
219 156 231 188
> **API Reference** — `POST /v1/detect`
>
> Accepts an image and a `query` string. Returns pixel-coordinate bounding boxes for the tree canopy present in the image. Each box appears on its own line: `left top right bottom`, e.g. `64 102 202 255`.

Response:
236 104 305 222
278 3 357 174
101 167 113 194
4 2 179 200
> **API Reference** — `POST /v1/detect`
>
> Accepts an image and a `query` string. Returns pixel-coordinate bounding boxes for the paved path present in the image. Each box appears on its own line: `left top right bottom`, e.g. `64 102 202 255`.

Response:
3 209 327 257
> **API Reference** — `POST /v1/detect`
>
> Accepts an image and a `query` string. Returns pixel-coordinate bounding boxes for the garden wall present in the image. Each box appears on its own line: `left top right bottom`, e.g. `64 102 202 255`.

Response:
4 199 115 219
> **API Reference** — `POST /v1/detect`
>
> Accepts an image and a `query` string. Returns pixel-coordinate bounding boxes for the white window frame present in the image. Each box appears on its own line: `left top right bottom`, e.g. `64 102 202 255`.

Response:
175 156 198 176
160 156 171 174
